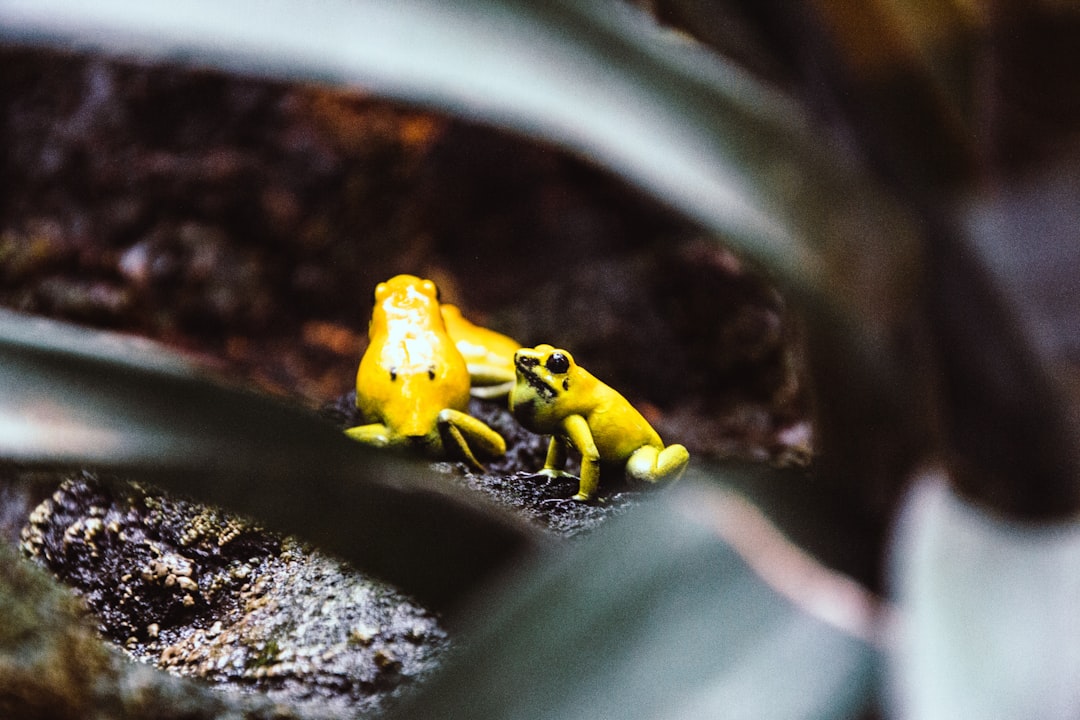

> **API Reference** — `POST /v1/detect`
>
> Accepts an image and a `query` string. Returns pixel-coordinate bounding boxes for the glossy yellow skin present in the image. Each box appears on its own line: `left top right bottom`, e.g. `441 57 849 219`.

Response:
440 304 519 399
346 275 506 468
509 344 689 501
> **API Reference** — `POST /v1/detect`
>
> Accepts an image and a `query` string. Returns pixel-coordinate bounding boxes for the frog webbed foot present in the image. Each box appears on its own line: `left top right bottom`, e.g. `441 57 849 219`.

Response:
345 423 393 447
536 468 576 481
531 468 580 493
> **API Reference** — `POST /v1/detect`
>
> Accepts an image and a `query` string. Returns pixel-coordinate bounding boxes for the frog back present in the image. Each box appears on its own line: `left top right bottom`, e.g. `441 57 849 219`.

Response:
441 304 519 372
582 383 664 463
552 366 663 462
356 277 471 436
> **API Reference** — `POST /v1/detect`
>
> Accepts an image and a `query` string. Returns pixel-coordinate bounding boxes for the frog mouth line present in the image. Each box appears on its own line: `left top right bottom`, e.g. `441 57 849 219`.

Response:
515 360 557 399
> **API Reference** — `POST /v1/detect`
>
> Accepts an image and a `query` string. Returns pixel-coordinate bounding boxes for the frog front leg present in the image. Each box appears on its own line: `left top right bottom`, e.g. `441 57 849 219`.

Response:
561 414 601 502
437 408 506 471
534 436 576 487
542 435 567 473
625 443 690 486
344 423 394 447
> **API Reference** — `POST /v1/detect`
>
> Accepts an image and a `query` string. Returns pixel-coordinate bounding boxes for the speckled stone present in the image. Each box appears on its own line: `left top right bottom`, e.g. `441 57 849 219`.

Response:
20 472 448 718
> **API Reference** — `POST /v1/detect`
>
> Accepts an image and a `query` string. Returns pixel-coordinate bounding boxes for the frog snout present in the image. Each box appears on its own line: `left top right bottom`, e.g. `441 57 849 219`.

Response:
515 353 538 370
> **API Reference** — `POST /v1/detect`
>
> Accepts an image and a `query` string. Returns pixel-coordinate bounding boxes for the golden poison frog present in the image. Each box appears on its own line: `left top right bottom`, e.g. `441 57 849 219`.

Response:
509 344 689 501
440 304 519 399
346 274 506 469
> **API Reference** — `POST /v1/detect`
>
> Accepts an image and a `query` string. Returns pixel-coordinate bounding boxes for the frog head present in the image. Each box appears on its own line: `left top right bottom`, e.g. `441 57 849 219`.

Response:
511 344 592 430
369 274 443 335
513 344 574 397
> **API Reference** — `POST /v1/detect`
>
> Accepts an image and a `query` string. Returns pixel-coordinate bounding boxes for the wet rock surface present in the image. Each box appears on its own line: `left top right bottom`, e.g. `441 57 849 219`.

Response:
18 471 449 719
0 532 300 720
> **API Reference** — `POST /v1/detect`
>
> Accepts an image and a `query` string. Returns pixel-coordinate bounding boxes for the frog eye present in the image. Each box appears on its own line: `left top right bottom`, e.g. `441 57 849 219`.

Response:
545 352 570 374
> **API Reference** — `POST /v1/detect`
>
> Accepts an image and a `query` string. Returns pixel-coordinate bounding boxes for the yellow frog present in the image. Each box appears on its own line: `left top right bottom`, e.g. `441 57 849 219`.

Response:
346 274 506 469
509 344 689 501
440 304 519 399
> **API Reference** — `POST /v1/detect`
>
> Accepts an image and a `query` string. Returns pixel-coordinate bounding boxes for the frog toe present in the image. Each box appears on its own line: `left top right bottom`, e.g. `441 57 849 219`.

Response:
659 444 690 481
345 423 393 447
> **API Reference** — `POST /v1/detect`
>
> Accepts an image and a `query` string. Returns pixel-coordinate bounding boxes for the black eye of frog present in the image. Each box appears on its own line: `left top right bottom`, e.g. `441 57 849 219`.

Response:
545 352 570 374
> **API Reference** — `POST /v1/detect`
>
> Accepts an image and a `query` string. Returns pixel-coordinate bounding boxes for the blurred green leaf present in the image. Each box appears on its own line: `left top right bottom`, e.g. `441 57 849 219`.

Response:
666 1 1080 518
0 0 923 304
890 473 1080 719
392 480 880 720
0 309 543 612
0 306 883 719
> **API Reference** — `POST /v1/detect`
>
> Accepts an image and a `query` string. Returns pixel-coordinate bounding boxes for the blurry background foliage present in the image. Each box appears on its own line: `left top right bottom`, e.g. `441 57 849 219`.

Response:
0 0 1078 718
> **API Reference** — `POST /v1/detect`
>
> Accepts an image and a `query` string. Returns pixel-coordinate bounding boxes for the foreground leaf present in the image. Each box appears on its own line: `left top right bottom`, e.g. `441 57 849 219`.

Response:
0 309 542 611
890 473 1080 719
392 480 881 720
0 0 918 300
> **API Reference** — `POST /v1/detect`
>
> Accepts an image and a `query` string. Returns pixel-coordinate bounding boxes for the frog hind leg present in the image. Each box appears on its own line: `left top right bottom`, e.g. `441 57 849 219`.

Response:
468 381 515 400
466 365 516 400
625 444 689 486
437 408 507 471
345 423 394 447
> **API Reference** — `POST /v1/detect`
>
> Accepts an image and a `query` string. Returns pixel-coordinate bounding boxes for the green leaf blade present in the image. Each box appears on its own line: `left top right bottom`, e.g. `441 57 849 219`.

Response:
0 310 543 612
